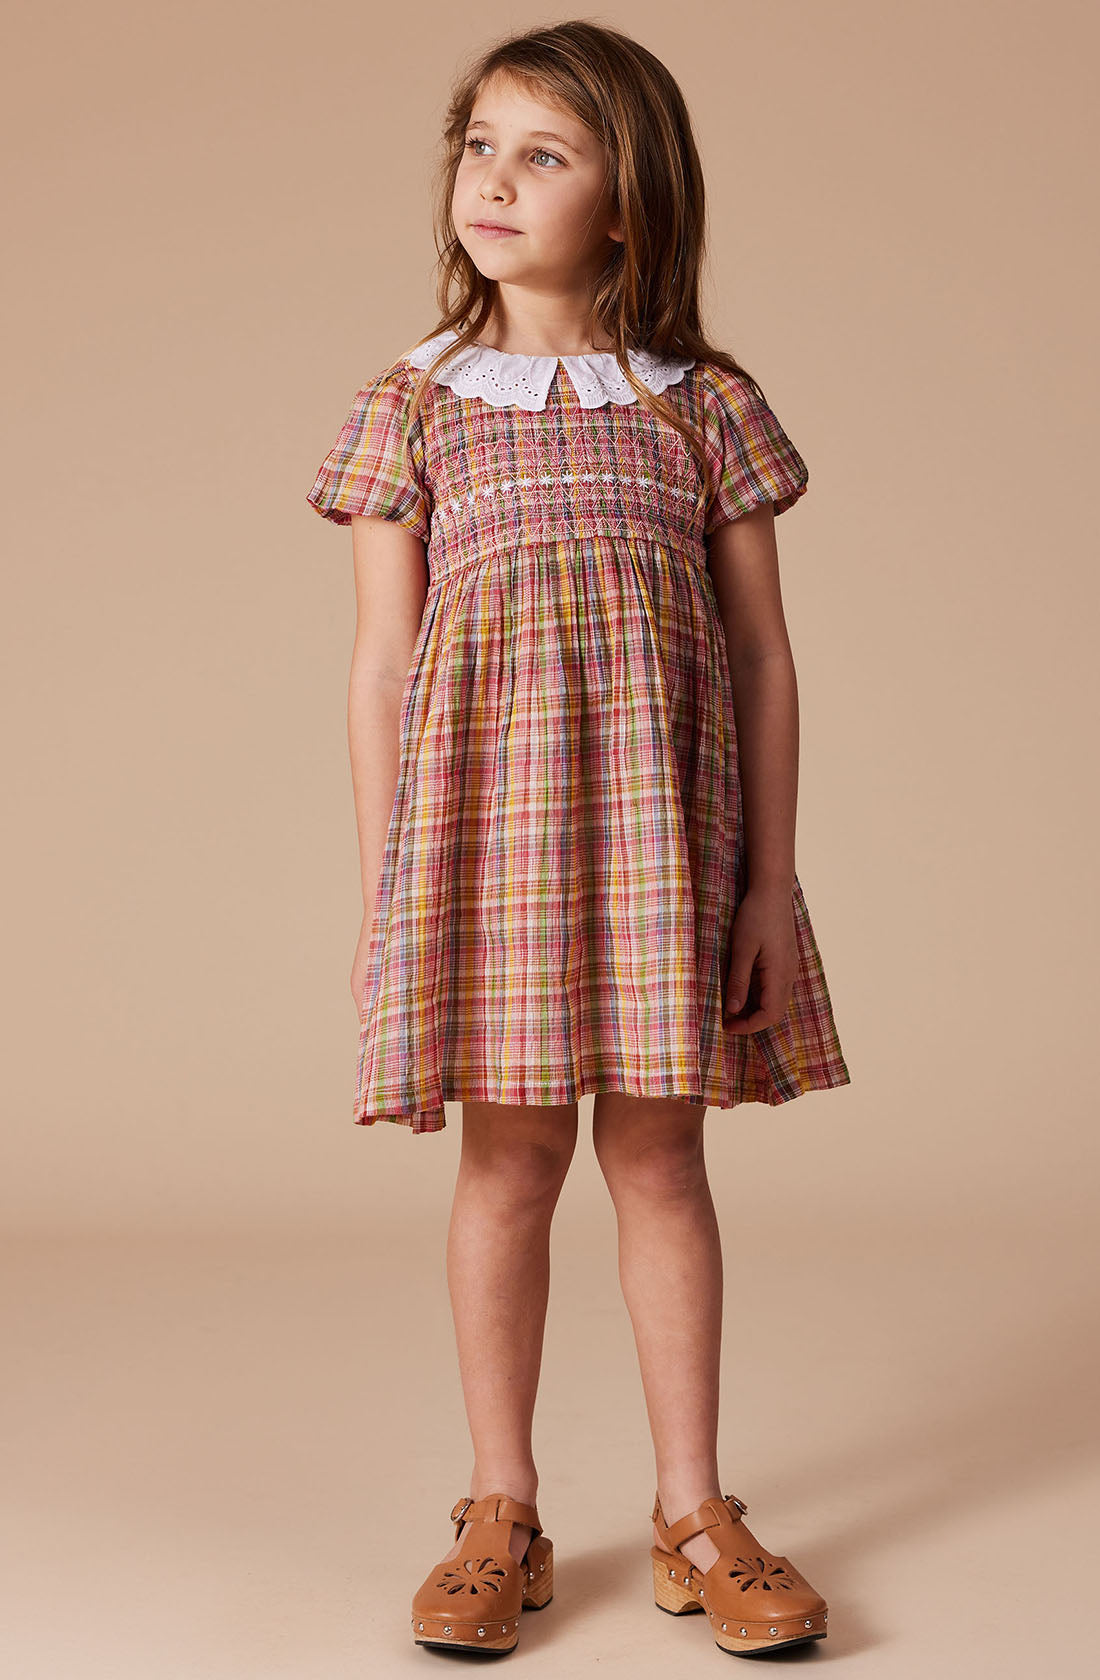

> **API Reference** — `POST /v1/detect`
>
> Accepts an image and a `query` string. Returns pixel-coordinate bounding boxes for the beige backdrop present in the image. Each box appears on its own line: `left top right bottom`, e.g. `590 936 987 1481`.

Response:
4 2 1098 1675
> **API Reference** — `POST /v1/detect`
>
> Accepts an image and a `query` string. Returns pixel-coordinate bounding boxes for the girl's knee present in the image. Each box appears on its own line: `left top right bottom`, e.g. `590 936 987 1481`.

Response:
460 1100 578 1196
592 1094 707 1195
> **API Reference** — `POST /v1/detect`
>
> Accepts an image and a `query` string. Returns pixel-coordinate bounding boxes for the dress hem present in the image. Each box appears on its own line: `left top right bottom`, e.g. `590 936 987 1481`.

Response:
352 1067 852 1133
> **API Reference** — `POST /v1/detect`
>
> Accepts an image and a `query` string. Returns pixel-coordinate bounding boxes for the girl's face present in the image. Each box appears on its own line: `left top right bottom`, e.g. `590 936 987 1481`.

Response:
453 75 622 300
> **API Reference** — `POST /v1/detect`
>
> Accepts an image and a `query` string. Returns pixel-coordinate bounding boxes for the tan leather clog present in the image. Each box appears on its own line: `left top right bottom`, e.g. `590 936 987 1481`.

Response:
651 1489 828 1655
411 1493 553 1653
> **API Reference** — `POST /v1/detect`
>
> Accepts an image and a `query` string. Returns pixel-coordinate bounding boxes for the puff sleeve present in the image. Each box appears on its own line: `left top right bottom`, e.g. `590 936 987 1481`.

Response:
306 366 431 541
701 363 809 532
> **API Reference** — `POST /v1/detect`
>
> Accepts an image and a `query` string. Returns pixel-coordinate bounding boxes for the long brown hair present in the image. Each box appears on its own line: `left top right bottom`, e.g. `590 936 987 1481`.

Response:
402 20 775 517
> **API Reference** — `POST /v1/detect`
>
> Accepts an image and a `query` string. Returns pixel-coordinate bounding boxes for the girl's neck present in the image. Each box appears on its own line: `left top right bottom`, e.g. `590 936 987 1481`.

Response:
475 319 615 356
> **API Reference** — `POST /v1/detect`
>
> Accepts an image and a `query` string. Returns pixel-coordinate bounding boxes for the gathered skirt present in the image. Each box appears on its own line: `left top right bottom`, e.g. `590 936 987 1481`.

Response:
353 534 850 1133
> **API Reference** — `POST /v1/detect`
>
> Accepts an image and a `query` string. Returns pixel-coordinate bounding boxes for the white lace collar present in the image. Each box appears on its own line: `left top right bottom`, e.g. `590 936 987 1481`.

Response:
404 327 695 411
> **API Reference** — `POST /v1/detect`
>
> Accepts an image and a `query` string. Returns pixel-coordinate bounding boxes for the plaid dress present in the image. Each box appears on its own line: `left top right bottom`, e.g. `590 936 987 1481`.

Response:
306 329 851 1133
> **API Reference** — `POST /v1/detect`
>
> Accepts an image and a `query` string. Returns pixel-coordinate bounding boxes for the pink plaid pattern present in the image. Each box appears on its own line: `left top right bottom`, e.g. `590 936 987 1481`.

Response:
307 352 850 1131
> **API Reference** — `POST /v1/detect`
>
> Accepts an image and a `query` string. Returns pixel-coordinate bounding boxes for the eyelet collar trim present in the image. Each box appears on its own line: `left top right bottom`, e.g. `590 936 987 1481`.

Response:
404 327 695 411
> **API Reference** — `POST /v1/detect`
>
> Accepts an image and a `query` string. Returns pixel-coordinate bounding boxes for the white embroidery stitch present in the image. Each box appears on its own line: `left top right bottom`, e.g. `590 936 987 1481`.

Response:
404 328 695 411
433 472 696 521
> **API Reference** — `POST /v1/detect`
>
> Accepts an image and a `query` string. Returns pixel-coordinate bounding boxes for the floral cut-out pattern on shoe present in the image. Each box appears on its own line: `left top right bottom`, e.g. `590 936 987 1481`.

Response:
435 1557 509 1595
728 1554 797 1591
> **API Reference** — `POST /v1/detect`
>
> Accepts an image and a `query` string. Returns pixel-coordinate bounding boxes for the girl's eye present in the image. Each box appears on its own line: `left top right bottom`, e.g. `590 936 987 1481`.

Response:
463 137 563 168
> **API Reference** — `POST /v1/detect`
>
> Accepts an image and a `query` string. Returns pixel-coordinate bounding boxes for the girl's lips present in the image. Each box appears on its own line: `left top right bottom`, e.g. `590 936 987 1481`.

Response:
473 223 522 239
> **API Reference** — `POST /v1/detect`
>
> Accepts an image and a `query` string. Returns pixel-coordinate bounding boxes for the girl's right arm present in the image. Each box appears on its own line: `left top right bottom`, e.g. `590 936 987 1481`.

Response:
347 512 429 1015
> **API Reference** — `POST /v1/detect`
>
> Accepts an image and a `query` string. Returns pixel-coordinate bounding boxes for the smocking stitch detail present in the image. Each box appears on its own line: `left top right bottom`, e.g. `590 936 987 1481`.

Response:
434 471 698 520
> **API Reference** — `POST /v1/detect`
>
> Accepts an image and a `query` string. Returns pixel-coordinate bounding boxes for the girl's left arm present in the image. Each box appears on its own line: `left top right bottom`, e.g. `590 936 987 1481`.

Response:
705 502 800 1028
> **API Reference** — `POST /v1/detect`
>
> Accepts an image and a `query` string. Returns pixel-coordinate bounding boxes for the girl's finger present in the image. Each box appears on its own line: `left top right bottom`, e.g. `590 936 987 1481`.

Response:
725 983 794 1033
723 954 759 1019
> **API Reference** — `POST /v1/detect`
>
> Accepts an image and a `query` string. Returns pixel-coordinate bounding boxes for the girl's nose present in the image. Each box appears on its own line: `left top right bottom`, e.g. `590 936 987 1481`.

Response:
479 165 514 200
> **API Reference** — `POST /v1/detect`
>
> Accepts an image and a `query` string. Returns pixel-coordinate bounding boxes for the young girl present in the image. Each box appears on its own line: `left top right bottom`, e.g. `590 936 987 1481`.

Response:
306 19 849 1661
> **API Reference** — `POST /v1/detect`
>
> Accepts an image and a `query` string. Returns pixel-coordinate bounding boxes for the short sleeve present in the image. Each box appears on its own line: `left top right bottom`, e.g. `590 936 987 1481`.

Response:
701 364 809 533
306 365 431 541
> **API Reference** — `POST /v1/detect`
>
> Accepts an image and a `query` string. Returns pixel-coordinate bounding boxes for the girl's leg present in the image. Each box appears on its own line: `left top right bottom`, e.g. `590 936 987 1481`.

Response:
591 1092 725 1575
440 1098 579 1566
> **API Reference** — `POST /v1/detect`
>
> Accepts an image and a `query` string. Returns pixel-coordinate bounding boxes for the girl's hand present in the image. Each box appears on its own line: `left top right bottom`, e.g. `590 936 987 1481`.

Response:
350 900 377 1025
722 884 798 1034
